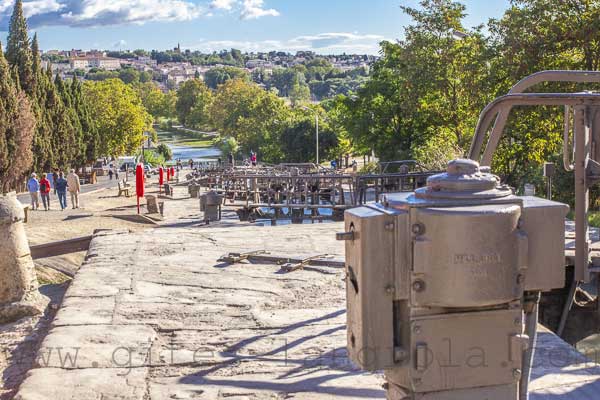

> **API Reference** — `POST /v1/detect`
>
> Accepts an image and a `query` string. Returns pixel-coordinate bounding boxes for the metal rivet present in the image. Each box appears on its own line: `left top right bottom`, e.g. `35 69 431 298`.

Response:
385 285 395 295
513 368 522 379
385 222 395 231
412 280 426 292
411 223 425 235
413 325 421 334
394 348 408 362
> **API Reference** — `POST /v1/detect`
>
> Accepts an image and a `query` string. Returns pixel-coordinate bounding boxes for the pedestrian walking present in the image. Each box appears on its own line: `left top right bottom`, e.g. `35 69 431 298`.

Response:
55 171 68 210
108 169 114 180
52 168 59 194
67 169 81 209
250 152 257 167
114 167 119 180
228 152 234 167
27 173 40 210
39 173 52 210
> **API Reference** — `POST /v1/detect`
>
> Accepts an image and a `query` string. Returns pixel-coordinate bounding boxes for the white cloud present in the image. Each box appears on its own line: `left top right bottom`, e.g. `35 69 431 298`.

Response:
22 0 64 17
185 32 387 55
240 0 279 20
1 0 205 28
210 0 236 10
291 33 385 49
59 0 203 26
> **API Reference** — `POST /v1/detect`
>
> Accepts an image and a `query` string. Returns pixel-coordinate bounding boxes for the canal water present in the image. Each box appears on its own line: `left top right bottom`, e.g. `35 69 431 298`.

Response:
156 130 221 162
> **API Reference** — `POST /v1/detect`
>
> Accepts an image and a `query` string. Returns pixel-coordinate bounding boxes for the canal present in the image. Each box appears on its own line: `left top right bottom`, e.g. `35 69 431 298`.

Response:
156 130 221 162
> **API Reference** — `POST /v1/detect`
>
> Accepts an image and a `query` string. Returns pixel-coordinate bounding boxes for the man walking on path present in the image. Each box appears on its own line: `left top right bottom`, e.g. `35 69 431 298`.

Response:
27 173 40 210
55 172 68 210
39 173 52 211
67 169 81 209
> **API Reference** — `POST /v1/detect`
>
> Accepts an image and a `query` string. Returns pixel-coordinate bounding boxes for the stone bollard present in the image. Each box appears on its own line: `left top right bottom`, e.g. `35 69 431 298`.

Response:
145 195 159 214
188 184 200 199
0 192 47 323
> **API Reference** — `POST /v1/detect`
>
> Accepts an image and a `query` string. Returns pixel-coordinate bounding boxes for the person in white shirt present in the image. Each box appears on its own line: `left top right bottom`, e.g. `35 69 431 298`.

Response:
66 169 81 209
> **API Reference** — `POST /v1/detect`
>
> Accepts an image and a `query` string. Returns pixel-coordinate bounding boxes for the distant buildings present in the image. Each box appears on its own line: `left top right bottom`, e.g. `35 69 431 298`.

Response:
69 56 122 70
41 47 378 89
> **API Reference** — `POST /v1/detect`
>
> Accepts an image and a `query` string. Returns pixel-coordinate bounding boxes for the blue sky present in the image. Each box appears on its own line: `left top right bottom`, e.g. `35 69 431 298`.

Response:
0 0 510 54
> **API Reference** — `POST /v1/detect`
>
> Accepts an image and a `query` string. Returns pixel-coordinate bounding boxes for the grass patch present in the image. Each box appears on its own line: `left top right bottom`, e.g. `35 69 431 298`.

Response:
156 130 218 148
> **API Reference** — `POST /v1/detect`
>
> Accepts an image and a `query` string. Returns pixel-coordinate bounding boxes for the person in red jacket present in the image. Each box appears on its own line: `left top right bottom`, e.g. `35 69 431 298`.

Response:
39 173 52 211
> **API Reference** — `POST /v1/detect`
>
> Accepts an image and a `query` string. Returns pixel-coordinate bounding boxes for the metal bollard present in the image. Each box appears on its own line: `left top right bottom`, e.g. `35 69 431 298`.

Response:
0 192 47 323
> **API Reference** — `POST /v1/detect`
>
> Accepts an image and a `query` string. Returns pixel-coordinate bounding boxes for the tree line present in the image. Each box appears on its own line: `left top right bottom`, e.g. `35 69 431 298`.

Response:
0 0 152 192
3 0 598 204
333 0 600 204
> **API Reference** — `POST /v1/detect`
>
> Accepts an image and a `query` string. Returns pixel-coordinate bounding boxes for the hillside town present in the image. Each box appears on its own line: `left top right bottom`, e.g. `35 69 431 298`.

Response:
41 47 376 91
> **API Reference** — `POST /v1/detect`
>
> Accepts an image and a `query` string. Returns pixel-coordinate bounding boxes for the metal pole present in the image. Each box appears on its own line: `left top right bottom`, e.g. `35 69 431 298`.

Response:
316 114 319 166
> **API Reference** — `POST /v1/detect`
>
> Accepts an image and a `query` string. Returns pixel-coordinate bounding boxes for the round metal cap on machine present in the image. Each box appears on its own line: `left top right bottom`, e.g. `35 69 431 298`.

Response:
415 158 512 200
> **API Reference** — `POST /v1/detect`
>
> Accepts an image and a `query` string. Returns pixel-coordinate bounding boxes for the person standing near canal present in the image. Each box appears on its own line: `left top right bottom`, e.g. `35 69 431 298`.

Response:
39 173 52 211
27 173 40 210
67 169 81 209
55 172 68 210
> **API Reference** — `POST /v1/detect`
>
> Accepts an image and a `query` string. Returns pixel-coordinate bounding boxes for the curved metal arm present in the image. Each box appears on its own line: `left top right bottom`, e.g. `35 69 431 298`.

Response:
471 93 600 157
469 71 600 164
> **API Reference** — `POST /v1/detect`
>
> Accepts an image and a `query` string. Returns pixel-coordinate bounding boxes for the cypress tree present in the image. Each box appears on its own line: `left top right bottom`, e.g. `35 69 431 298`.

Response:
0 40 34 191
5 0 34 95
71 77 98 165
30 33 40 91
0 41 12 189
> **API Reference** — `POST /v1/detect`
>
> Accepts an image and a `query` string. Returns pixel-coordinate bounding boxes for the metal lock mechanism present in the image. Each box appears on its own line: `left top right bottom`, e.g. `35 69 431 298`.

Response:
342 159 568 399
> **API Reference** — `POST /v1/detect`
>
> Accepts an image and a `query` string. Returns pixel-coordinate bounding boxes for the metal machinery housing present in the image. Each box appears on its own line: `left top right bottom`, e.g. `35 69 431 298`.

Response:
341 158 567 399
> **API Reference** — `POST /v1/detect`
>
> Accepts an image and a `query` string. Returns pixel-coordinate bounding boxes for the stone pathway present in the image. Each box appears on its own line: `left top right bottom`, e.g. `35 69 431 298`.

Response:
12 222 600 399
15 223 385 399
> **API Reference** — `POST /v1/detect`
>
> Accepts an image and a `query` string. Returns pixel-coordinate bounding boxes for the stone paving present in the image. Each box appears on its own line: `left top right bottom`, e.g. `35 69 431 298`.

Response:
15 223 385 399
12 221 600 399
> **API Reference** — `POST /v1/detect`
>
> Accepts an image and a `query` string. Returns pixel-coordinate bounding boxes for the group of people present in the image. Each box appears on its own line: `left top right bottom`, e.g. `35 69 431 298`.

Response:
27 169 81 211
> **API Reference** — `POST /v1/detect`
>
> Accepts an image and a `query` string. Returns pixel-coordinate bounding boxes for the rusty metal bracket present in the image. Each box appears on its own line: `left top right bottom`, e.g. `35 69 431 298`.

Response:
280 254 328 273
218 250 268 264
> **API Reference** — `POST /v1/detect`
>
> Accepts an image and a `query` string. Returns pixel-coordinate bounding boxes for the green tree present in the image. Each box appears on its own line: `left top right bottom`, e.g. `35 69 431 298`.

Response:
219 136 239 157
83 79 153 157
175 79 212 127
71 76 98 165
156 143 173 161
119 67 140 84
280 108 338 163
137 82 176 120
204 66 249 89
288 82 311 106
209 79 289 162
341 0 495 164
5 0 34 94
0 40 35 191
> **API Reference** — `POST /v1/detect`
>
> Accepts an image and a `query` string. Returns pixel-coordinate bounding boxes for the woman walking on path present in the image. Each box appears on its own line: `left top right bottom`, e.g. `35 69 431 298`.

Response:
67 169 81 209
55 172 68 210
27 173 40 210
39 173 52 211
